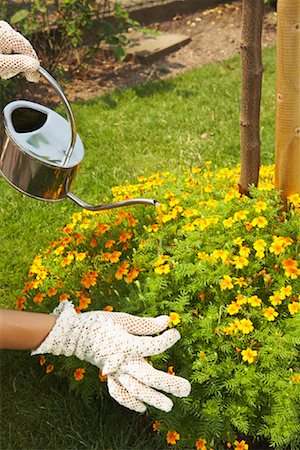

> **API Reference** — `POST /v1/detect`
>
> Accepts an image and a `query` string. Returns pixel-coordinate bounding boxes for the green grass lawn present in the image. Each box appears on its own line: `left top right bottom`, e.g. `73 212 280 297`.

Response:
0 46 276 449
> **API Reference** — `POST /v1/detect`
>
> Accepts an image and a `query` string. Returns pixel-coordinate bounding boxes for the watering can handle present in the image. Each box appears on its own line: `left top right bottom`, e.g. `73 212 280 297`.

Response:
38 66 76 166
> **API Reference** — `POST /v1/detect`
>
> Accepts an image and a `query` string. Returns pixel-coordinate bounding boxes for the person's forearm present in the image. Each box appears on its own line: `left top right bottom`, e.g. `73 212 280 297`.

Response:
0 309 57 350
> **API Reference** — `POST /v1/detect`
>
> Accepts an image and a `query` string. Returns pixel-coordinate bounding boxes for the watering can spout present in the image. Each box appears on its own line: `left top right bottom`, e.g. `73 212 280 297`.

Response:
67 192 160 211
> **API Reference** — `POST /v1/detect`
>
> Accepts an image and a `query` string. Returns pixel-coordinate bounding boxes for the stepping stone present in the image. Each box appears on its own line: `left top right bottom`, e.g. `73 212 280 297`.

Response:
125 31 191 62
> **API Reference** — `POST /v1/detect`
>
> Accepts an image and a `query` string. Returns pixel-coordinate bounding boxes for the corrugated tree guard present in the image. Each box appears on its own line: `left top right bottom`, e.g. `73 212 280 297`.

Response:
275 0 300 205
239 0 264 196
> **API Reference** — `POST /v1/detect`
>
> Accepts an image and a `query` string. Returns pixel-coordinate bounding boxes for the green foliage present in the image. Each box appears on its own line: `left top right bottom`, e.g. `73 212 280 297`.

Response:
5 0 139 72
18 164 300 449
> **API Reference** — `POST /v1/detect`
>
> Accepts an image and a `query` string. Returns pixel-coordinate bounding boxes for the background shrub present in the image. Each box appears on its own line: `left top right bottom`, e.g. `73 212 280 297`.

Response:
17 163 300 449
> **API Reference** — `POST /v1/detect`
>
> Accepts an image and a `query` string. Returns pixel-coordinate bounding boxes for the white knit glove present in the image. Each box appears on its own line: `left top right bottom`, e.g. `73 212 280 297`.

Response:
32 301 191 412
0 20 40 81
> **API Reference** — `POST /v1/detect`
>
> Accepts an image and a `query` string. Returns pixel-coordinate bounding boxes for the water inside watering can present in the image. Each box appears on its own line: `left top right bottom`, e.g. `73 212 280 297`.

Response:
10 106 83 167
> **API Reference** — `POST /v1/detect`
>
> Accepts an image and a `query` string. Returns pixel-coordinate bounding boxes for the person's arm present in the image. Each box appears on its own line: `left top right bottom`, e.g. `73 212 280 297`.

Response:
0 309 57 350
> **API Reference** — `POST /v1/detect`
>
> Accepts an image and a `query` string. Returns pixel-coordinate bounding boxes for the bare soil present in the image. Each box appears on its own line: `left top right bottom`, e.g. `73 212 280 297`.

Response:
23 1 277 103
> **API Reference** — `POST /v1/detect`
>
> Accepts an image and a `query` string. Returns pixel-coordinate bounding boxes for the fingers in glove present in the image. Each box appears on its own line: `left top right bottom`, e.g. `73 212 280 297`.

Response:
131 328 181 359
122 358 191 398
107 374 146 413
0 21 38 59
0 54 39 80
118 373 173 412
102 352 125 376
99 311 170 335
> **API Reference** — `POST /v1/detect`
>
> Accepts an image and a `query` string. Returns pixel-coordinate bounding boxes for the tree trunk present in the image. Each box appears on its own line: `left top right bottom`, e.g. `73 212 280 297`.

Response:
275 0 300 206
239 0 264 195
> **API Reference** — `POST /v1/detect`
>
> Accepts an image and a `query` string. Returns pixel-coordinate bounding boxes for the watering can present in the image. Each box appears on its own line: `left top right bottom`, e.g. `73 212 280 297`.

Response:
0 67 158 211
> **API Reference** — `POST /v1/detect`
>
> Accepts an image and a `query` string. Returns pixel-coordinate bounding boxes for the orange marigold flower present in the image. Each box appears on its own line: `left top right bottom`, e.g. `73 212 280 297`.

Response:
118 229 133 243
110 251 122 263
33 292 46 304
90 238 98 248
166 430 180 445
282 259 300 279
99 369 108 382
78 296 91 310
126 268 140 283
196 438 207 450
234 440 249 450
103 305 114 312
46 364 54 373
74 368 85 381
95 223 110 236
48 287 58 297
115 262 130 280
39 355 46 366
60 293 70 301
16 296 27 310
292 375 300 382
167 366 175 375
153 420 160 432
105 239 116 249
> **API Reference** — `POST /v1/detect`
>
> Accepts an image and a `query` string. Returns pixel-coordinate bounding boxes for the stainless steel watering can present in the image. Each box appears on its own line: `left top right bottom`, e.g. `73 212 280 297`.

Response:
0 67 158 210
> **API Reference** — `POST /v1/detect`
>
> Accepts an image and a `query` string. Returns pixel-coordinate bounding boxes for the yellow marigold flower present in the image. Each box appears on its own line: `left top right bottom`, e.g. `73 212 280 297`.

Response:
169 197 180 207
263 306 279 321
248 295 262 307
74 368 85 381
155 264 171 275
288 193 300 208
223 217 235 228
220 275 234 290
288 302 300 315
198 251 208 260
166 430 180 445
76 252 87 262
236 294 247 305
234 210 249 221
196 438 207 450
182 222 196 232
234 277 248 287
153 255 170 267
251 216 268 228
238 318 254 334
227 302 241 315
153 421 160 432
167 365 175 375
211 249 229 262
292 375 300 382
46 364 54 373
279 285 292 299
147 224 159 233
182 208 198 218
269 293 282 306
234 440 249 450
241 348 257 364
233 237 244 246
254 201 267 213
253 239 266 253
169 312 181 326
232 256 249 269
224 189 240 202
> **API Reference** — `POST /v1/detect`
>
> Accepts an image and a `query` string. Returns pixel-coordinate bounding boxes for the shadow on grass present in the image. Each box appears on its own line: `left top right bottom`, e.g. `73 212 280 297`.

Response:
0 350 163 450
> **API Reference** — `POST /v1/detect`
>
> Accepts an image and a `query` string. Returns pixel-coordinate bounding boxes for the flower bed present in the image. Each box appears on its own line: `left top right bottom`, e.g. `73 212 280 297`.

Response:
17 163 300 449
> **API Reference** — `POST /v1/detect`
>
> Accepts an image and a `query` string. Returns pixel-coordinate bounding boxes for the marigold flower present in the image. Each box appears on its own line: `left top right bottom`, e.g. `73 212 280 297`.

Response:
59 293 70 302
279 285 292 299
269 293 282 306
74 368 85 381
233 237 244 246
234 210 249 221
288 193 300 208
155 264 171 275
234 440 249 450
16 296 27 310
147 224 159 233
46 364 54 373
263 306 279 321
78 296 91 310
292 375 300 382
288 302 300 315
251 216 268 228
99 369 107 382
118 229 132 243
234 277 247 287
167 365 175 375
166 430 180 445
232 256 249 269
48 287 58 297
241 348 257 364
238 318 254 334
223 217 235 228
282 259 300 279
227 302 241 315
153 421 160 432
33 292 45 304
153 255 170 267
169 312 181 326
220 275 234 290
115 262 130 280
248 295 262 307
253 239 267 258
76 252 87 262
126 268 140 283
254 201 267 213
196 438 207 449
39 355 46 366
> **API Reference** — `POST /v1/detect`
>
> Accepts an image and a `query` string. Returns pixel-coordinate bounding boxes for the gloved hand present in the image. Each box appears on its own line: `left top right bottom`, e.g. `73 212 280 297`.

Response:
0 20 40 81
32 301 191 412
